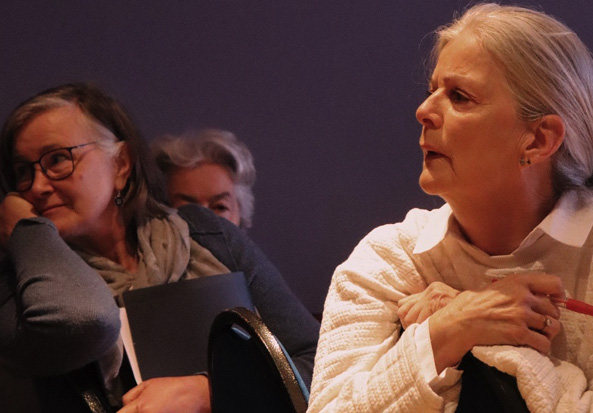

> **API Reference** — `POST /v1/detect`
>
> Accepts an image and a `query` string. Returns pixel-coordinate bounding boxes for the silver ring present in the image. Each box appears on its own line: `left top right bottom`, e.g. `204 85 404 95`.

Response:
542 316 552 331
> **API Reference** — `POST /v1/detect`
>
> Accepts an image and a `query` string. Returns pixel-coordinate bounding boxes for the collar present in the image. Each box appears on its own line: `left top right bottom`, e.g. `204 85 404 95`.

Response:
527 190 593 248
413 203 453 254
413 190 593 255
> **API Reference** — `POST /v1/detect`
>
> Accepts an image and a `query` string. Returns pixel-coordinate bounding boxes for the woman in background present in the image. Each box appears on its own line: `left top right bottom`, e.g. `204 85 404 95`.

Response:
151 129 256 228
309 4 593 412
0 82 318 412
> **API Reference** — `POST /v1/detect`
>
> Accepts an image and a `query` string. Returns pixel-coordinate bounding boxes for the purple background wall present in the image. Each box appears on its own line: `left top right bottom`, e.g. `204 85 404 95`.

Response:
1 1 593 410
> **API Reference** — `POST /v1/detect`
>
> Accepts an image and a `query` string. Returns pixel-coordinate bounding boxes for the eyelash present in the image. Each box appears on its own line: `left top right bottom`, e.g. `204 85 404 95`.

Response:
449 88 469 103
426 88 470 103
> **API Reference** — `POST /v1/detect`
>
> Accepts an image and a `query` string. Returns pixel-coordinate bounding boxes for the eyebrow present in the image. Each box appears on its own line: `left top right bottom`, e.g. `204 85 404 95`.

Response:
430 73 462 85
12 143 68 162
209 192 232 203
172 191 233 204
441 72 483 88
173 193 199 204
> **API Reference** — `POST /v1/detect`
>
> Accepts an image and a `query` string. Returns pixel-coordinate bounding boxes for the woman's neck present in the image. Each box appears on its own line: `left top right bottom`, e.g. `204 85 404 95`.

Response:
70 218 138 273
107 236 138 273
447 185 559 256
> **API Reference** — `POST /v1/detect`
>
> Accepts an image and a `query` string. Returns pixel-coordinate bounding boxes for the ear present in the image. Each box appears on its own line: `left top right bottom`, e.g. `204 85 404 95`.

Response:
522 114 565 164
114 142 133 191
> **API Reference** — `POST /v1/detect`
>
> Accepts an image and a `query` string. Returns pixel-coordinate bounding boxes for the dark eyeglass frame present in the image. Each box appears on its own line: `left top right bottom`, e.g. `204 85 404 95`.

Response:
12 141 99 192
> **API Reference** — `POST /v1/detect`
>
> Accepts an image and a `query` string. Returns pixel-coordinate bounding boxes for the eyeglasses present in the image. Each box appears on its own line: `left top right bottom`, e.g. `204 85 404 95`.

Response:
12 141 98 192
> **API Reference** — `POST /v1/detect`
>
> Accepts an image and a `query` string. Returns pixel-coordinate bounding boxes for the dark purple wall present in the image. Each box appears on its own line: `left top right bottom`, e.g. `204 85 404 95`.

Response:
3 1 591 314
1 1 593 408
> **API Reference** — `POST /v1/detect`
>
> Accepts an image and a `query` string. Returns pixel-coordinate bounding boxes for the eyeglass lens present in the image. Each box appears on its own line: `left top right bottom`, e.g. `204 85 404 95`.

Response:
13 148 74 192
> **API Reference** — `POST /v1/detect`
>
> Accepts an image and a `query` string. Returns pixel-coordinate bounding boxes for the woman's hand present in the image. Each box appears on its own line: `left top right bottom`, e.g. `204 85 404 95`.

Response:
428 273 564 374
0 193 38 250
118 375 211 413
397 281 460 329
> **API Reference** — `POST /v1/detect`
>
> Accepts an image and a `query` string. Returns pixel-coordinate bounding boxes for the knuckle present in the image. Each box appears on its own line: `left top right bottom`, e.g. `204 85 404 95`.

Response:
509 326 529 343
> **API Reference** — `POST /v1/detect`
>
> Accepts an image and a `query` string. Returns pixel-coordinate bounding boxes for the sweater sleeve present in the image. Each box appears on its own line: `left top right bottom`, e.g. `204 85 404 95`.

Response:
307 223 456 413
178 205 320 389
0 218 121 377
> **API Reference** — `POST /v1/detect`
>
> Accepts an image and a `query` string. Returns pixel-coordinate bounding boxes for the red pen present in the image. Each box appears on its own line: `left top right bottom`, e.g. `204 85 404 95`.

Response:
550 297 593 317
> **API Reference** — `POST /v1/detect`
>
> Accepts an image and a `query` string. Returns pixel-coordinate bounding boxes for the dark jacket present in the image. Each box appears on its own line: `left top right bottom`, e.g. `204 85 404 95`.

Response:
0 205 319 412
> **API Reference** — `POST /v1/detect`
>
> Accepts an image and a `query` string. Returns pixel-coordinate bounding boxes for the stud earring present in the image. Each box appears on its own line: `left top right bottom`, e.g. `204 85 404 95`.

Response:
114 190 123 206
519 158 531 166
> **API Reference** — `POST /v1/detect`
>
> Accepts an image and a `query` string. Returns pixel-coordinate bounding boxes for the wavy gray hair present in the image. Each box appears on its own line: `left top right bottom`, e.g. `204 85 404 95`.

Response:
151 129 256 228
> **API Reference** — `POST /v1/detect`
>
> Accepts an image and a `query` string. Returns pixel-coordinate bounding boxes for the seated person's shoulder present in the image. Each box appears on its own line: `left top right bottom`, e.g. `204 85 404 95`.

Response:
176 203 240 235
365 206 442 243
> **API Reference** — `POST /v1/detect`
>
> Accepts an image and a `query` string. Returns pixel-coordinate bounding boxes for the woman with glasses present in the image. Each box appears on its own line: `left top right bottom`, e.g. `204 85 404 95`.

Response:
0 82 319 412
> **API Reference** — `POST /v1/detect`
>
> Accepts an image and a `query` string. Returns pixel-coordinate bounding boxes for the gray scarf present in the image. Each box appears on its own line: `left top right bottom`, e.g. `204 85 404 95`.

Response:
75 213 230 407
76 213 230 305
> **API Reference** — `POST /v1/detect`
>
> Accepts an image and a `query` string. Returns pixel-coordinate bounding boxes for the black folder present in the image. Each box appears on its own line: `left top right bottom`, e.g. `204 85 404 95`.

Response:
121 272 254 381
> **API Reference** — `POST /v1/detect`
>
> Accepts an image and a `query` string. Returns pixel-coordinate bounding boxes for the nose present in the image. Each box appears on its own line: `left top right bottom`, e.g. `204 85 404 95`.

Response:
416 92 442 129
28 164 54 197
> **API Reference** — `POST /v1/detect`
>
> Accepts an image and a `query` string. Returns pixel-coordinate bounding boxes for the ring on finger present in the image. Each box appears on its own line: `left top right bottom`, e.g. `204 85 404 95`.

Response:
542 316 552 331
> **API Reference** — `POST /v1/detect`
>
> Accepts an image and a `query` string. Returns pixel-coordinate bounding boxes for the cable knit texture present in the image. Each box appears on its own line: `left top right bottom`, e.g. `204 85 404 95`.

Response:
308 190 593 412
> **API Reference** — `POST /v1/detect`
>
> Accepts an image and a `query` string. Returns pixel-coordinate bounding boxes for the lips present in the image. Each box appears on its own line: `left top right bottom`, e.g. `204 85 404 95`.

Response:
425 150 443 161
40 204 66 216
420 142 445 161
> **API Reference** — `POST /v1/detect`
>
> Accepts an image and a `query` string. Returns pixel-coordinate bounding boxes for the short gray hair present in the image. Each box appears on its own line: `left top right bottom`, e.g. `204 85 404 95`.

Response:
433 3 593 193
151 129 256 228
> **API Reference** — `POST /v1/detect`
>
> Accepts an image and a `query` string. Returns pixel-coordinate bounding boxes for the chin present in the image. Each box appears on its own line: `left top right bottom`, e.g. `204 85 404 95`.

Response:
51 219 78 240
419 174 441 196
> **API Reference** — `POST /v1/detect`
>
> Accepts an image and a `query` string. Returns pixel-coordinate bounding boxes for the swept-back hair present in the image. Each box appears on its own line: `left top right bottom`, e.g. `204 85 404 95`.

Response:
433 3 593 193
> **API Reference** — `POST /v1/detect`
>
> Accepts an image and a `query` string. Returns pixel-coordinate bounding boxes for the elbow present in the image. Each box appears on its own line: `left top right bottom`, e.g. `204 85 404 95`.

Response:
16 303 121 377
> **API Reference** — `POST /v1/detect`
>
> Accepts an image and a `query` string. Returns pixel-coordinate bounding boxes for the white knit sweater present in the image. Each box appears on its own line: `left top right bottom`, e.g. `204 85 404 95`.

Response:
308 191 593 412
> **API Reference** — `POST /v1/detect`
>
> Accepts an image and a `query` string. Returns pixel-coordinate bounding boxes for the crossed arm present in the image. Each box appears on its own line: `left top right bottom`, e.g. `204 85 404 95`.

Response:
397 274 563 373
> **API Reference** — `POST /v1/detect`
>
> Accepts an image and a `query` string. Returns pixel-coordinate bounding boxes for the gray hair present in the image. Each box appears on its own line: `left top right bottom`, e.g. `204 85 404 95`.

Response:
433 3 593 193
151 129 256 228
